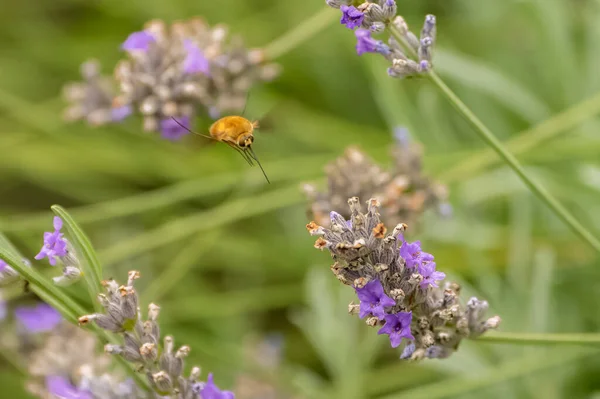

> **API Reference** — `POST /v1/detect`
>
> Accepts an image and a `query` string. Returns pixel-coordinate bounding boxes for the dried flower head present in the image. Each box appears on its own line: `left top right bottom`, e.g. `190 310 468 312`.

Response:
306 198 500 359
303 128 449 229
62 59 132 126
81 271 234 398
326 1 436 78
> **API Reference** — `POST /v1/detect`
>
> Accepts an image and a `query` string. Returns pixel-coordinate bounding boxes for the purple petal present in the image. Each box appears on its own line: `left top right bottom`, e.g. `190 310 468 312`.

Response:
53 216 63 231
183 40 210 76
111 105 132 122
0 260 6 272
160 116 191 141
46 376 92 399
15 303 62 333
121 31 155 52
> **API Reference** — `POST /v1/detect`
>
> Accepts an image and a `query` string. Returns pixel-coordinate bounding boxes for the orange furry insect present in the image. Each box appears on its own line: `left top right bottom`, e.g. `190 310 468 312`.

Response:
171 115 270 184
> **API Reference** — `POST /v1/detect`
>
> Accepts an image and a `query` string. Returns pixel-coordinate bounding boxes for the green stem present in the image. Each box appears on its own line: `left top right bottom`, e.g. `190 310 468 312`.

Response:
388 25 600 253
476 331 600 346
264 7 338 60
440 90 600 182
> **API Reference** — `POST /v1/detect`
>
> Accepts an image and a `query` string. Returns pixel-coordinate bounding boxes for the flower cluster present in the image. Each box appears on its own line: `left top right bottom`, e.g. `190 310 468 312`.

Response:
63 17 280 141
79 271 234 398
306 198 500 359
303 127 449 230
62 59 132 126
326 0 437 78
25 322 147 399
34 216 83 286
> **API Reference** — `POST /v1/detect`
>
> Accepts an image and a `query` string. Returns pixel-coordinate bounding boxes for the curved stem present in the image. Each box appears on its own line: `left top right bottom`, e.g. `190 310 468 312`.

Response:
387 25 600 253
440 90 600 182
475 331 600 346
264 7 338 60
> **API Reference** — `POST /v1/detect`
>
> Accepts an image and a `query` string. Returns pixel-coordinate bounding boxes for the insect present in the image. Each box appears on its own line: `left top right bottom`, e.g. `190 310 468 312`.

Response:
172 115 270 184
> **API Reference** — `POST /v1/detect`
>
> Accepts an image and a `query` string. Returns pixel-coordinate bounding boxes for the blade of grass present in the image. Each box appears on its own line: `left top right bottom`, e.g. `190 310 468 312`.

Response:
0 153 332 232
379 348 593 399
264 7 338 60
99 183 305 265
440 90 600 182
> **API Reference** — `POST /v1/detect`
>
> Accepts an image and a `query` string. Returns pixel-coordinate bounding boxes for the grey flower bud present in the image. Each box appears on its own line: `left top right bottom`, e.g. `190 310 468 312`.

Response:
152 371 173 394
140 343 158 363
52 266 83 286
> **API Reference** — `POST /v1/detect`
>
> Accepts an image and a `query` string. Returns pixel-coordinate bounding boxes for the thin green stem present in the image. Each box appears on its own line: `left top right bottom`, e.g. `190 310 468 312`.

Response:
264 7 338 60
388 25 600 254
475 331 600 346
440 90 600 182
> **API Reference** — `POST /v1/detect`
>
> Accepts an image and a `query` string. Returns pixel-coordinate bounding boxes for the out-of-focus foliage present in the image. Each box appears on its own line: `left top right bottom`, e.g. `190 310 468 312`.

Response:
0 0 599 398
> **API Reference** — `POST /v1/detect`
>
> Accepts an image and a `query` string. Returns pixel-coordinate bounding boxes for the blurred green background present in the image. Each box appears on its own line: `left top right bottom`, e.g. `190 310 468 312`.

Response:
1 0 600 397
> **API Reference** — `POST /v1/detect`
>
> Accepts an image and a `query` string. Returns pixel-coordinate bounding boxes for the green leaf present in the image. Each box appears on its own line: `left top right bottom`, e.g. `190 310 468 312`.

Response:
51 205 103 306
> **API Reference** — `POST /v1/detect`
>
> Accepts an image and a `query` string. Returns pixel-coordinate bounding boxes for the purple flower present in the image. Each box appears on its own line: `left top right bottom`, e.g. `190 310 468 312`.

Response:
355 279 395 319
400 240 434 269
15 303 62 333
355 29 390 56
340 5 364 29
46 376 92 399
419 261 445 289
0 260 7 273
160 116 191 141
183 40 210 76
121 31 155 52
378 311 414 348
200 373 235 399
34 216 67 266
111 105 132 122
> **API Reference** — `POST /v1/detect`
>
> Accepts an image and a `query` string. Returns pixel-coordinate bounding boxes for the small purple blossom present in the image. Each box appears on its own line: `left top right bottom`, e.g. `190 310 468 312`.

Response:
121 31 156 52
200 373 235 399
0 260 7 273
400 342 415 359
378 311 414 348
355 279 395 319
46 376 92 399
15 303 62 333
183 40 211 76
419 261 445 289
160 116 191 141
400 240 434 269
393 126 410 146
385 0 395 5
34 216 67 266
355 29 390 56
340 5 364 29
111 105 132 122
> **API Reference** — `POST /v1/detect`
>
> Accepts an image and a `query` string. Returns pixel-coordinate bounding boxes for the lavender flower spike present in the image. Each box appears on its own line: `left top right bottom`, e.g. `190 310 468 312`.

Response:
378 312 414 348
121 31 155 52
355 279 395 319
199 373 235 399
34 216 68 266
15 303 62 333
340 5 364 29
